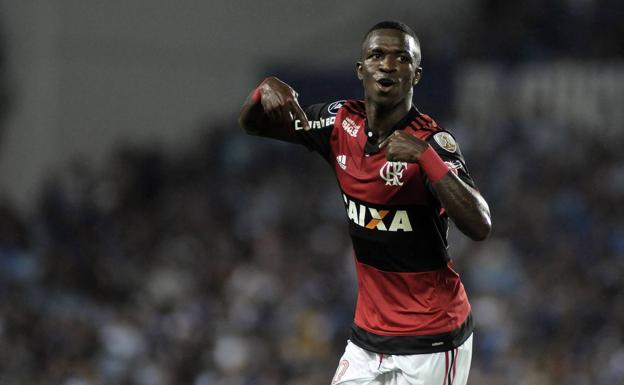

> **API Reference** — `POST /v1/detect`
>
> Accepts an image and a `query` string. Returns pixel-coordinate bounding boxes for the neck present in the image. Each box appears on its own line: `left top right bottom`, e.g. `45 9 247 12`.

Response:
365 97 412 139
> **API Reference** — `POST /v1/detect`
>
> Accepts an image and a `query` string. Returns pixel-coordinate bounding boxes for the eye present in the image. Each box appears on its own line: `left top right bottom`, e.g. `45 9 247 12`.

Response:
398 55 412 63
369 52 382 59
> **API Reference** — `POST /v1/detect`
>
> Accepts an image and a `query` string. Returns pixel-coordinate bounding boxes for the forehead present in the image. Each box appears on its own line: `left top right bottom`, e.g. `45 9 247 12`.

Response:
362 29 419 56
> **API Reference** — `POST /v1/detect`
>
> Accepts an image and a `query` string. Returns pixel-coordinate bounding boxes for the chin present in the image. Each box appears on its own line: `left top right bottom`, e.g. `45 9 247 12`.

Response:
369 93 402 107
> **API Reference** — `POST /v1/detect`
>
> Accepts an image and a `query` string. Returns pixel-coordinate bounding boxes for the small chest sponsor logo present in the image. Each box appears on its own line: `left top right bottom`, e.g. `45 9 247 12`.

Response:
379 161 408 186
327 100 346 115
336 155 347 170
342 194 413 232
341 117 360 137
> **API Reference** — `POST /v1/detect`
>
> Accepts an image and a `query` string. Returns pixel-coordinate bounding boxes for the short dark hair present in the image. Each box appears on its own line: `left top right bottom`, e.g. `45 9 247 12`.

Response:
364 20 420 47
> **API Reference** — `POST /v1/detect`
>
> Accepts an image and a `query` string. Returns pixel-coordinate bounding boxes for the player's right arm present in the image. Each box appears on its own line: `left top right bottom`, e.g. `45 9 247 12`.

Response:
238 77 309 142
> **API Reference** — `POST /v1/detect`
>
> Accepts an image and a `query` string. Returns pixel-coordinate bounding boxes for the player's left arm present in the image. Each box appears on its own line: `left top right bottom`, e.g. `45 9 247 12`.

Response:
382 130 491 241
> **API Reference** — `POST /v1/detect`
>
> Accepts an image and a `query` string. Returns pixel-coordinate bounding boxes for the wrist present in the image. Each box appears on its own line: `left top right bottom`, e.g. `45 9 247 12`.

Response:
251 86 262 103
419 146 449 183
251 78 270 104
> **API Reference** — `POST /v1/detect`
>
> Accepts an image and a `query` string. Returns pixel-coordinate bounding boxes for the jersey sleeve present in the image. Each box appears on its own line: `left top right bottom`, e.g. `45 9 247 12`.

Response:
294 100 343 161
425 131 477 194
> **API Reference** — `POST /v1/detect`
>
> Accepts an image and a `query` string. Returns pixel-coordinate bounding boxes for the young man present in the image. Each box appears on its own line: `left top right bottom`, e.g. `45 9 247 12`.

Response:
239 20 491 385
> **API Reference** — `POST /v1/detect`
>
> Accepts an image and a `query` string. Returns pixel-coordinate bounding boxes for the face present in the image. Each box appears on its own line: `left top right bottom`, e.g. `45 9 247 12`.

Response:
357 29 422 108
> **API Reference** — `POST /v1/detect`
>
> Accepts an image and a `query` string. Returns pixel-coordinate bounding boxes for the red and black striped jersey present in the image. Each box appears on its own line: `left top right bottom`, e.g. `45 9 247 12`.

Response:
290 99 475 354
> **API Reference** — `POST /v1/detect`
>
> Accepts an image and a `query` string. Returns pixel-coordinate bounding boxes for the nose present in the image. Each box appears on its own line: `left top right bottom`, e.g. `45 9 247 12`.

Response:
379 56 397 72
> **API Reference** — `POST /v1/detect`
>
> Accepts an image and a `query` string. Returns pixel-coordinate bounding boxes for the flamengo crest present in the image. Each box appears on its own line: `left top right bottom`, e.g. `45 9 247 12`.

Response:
380 161 408 186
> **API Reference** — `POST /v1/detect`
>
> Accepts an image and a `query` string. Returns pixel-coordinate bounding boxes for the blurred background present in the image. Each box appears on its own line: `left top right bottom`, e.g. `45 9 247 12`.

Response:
0 1 623 384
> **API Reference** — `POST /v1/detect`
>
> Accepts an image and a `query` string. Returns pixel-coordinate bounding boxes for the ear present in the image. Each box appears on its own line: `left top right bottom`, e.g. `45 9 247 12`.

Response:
356 61 363 80
413 66 423 85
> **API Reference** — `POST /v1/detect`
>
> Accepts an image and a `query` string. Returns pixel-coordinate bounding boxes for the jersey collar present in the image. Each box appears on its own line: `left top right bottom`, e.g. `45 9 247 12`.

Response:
364 106 420 155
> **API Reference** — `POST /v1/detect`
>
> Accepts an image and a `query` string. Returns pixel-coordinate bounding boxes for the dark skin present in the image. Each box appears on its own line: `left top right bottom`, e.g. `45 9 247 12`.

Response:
238 77 309 142
239 28 491 241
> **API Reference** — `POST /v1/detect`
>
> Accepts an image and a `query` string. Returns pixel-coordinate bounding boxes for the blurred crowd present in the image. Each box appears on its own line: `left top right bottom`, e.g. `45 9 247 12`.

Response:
1 0 624 384
0 131 356 385
462 0 623 61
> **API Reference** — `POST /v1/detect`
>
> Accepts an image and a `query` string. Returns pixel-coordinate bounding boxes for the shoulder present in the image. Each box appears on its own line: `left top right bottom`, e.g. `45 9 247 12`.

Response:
401 111 443 144
406 112 462 152
299 99 364 131
339 99 366 118
429 130 461 155
301 100 347 130
333 100 367 137
409 112 441 133
304 99 362 119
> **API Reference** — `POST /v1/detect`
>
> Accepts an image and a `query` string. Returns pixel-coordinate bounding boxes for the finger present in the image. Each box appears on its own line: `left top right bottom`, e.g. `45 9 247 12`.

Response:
393 130 407 138
272 94 288 123
290 100 309 130
268 101 288 123
378 135 392 149
264 100 281 122
277 104 290 123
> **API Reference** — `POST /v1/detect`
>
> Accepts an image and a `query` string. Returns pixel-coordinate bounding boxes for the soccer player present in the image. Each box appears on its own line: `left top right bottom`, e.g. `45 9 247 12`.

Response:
239 20 491 385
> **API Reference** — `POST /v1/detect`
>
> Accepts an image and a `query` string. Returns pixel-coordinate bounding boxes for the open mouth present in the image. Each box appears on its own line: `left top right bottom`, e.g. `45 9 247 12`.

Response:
376 78 395 91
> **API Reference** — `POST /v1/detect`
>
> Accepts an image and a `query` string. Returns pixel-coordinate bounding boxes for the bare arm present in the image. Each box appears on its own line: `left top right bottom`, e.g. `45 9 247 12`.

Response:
238 77 309 142
382 130 491 241
428 172 491 240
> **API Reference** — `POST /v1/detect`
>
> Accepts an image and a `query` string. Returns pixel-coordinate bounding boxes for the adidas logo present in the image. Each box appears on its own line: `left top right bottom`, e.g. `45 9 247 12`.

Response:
336 155 347 170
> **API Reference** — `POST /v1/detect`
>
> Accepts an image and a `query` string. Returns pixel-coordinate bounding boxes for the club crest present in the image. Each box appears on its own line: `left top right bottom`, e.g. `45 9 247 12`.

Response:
380 161 408 186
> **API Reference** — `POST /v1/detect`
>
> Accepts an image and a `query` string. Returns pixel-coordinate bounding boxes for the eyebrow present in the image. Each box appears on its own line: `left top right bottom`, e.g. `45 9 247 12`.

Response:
369 47 412 56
